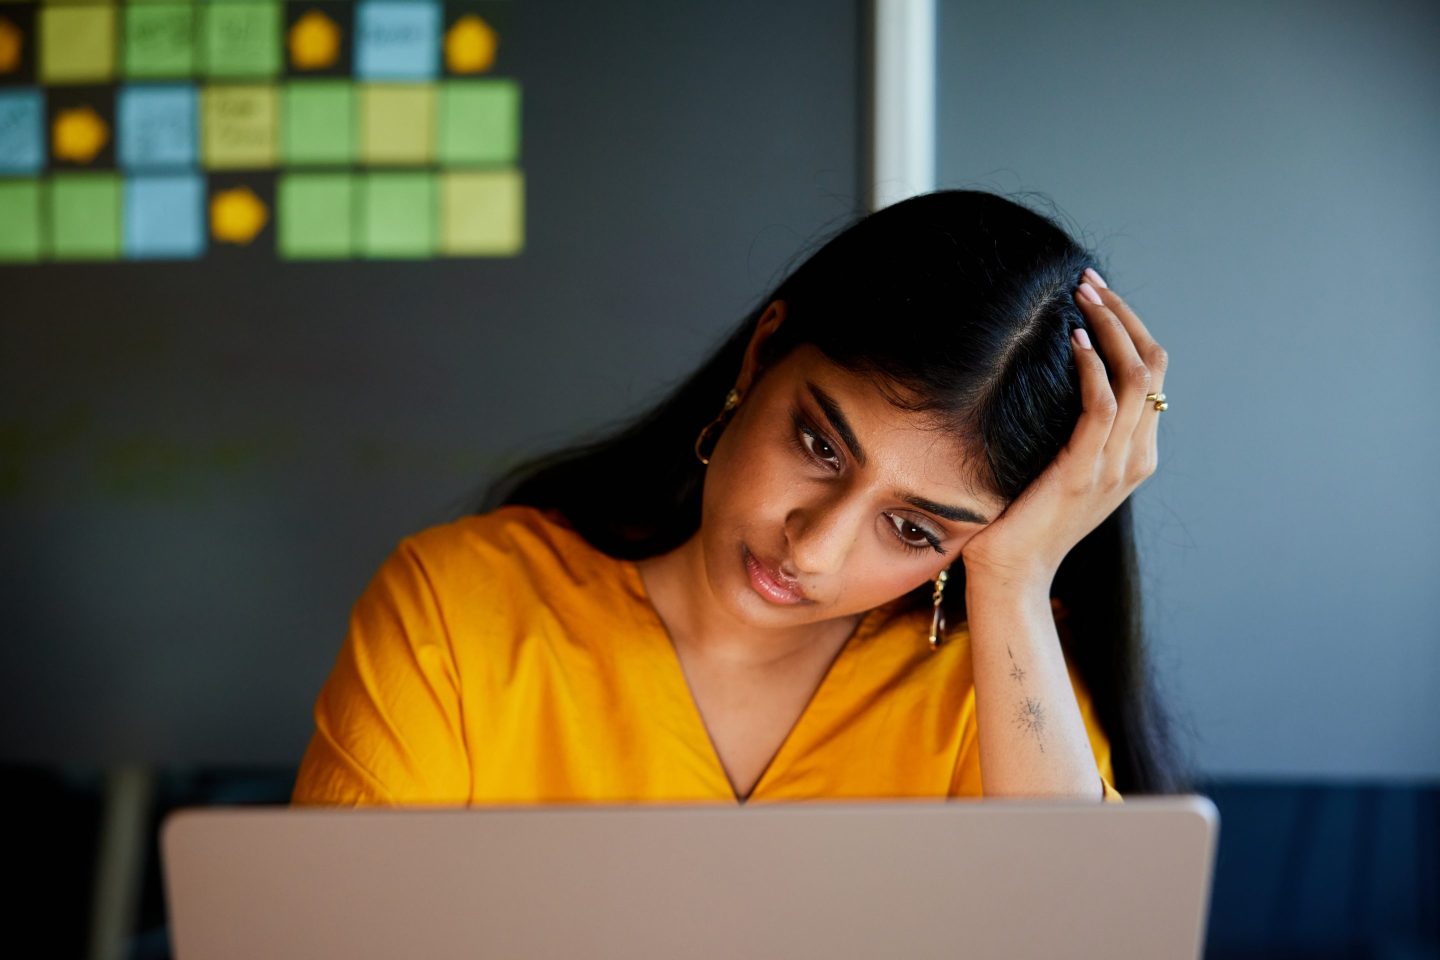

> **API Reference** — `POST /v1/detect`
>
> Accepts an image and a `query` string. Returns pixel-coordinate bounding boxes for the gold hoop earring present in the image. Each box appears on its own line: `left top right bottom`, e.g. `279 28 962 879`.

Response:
694 388 740 466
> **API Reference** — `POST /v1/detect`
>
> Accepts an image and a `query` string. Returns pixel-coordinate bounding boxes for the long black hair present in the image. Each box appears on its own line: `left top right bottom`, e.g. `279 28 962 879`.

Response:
479 189 1194 795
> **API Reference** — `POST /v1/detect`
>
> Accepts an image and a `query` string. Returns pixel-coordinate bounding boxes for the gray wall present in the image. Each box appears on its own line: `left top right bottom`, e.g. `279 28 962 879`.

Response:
937 0 1440 778
0 0 861 766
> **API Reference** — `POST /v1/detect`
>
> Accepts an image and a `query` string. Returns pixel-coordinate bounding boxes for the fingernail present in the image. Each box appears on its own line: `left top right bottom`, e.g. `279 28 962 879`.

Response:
1084 267 1108 289
1072 327 1092 349
1078 282 1103 305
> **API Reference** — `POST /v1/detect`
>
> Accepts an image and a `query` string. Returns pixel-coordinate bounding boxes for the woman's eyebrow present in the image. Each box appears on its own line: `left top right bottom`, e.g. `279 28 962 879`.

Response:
804 380 992 525
902 494 991 526
806 381 870 467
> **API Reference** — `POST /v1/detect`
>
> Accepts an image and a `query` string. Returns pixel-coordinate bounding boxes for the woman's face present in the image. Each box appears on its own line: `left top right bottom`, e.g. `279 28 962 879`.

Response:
699 304 1006 628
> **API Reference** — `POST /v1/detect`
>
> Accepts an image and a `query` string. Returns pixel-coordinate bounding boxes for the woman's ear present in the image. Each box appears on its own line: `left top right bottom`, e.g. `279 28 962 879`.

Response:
735 300 786 396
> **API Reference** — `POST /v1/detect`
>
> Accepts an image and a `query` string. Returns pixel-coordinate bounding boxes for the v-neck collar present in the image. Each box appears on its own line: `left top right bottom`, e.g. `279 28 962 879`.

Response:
620 556 890 805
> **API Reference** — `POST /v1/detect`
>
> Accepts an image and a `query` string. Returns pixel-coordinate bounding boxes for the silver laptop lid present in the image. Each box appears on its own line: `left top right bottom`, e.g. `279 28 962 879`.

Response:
163 795 1218 960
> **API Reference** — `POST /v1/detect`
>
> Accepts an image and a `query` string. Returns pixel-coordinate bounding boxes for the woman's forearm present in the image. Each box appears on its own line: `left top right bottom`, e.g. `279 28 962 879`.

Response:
964 572 1105 801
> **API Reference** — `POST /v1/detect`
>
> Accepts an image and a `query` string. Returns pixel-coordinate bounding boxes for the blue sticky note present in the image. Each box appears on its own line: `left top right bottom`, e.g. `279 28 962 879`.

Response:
0 90 45 174
124 174 204 258
118 85 198 169
355 0 439 79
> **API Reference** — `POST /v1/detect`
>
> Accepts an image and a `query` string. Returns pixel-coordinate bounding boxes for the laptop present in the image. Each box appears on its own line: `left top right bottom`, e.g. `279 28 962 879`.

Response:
161 795 1219 959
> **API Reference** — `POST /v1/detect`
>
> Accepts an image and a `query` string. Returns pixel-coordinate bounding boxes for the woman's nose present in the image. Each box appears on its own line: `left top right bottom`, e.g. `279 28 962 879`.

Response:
783 501 857 576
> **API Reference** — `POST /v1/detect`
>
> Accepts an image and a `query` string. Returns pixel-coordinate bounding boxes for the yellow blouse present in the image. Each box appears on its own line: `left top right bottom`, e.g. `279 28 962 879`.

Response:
291 505 1123 806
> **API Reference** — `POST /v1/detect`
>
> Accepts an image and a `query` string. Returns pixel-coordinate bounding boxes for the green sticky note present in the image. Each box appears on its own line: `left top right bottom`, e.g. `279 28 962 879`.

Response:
40 4 117 84
123 2 195 79
203 1 280 78
0 179 43 261
360 172 434 258
438 79 519 165
440 169 522 256
278 172 352 259
202 84 277 168
359 83 435 166
49 173 122 260
281 81 354 165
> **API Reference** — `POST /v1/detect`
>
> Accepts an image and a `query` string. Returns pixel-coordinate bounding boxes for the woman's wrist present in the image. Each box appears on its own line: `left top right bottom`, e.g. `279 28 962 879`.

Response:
960 553 1057 602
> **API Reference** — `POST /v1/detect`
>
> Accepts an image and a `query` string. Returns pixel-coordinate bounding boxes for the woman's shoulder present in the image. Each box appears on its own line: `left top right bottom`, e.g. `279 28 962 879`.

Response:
395 504 619 594
403 503 575 555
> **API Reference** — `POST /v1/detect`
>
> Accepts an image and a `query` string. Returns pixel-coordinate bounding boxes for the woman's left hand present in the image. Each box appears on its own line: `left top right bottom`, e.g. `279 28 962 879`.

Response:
959 269 1168 588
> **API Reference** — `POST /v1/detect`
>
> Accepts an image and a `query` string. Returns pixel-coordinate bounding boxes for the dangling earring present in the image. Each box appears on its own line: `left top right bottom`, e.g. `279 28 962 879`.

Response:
694 388 740 466
928 568 949 650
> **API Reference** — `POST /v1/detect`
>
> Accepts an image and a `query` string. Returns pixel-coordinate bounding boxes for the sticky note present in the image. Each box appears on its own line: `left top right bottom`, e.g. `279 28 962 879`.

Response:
49 173 122 260
117 85 196 168
359 83 433 165
437 78 518 165
440 169 522 255
0 89 44 173
203 1 281 78
123 2 195 79
281 80 353 165
359 171 433 258
355 0 438 80
0 179 42 262
201 84 277 168
124 173 203 258
277 172 352 259
39 4 116 84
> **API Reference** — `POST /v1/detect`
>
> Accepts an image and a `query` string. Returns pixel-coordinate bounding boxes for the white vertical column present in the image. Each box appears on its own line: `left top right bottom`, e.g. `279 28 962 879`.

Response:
868 0 936 212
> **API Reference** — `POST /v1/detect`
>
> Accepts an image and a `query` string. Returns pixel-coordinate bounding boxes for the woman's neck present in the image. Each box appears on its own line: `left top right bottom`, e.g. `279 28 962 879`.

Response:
634 535 861 670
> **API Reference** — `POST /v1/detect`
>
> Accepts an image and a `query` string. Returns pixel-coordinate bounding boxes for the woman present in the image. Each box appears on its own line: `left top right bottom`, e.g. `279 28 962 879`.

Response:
291 189 1192 807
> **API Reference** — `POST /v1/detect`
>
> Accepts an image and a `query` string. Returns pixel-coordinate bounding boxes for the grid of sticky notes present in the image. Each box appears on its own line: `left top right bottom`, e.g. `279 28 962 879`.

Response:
0 0 522 262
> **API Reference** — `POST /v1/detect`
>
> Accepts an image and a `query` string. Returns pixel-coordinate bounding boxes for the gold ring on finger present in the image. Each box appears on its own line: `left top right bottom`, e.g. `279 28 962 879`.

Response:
1145 392 1168 412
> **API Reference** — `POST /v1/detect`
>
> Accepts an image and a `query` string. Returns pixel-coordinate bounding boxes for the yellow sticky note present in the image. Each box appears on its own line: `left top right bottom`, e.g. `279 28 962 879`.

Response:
440 169 523 256
40 4 117 84
202 85 278 169
359 83 434 165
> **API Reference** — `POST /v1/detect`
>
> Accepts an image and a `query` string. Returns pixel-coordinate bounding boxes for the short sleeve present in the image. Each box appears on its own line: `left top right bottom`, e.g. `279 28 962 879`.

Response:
290 538 472 807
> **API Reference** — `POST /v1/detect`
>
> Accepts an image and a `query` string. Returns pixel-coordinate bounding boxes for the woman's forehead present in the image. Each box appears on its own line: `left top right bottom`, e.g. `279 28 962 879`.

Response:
779 349 1003 508
782 348 949 433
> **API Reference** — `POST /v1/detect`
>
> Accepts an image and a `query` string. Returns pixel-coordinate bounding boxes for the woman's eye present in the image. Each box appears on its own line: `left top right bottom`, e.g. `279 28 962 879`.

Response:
888 514 944 555
806 431 839 464
789 411 947 557
792 415 841 469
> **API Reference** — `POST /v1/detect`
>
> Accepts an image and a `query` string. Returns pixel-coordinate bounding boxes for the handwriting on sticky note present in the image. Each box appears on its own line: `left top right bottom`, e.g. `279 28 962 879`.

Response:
356 1 438 79
205 3 279 77
126 4 195 78
203 87 276 167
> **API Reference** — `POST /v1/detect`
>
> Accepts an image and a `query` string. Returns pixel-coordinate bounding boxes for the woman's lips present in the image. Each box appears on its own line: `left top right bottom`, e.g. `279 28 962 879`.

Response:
743 544 809 605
